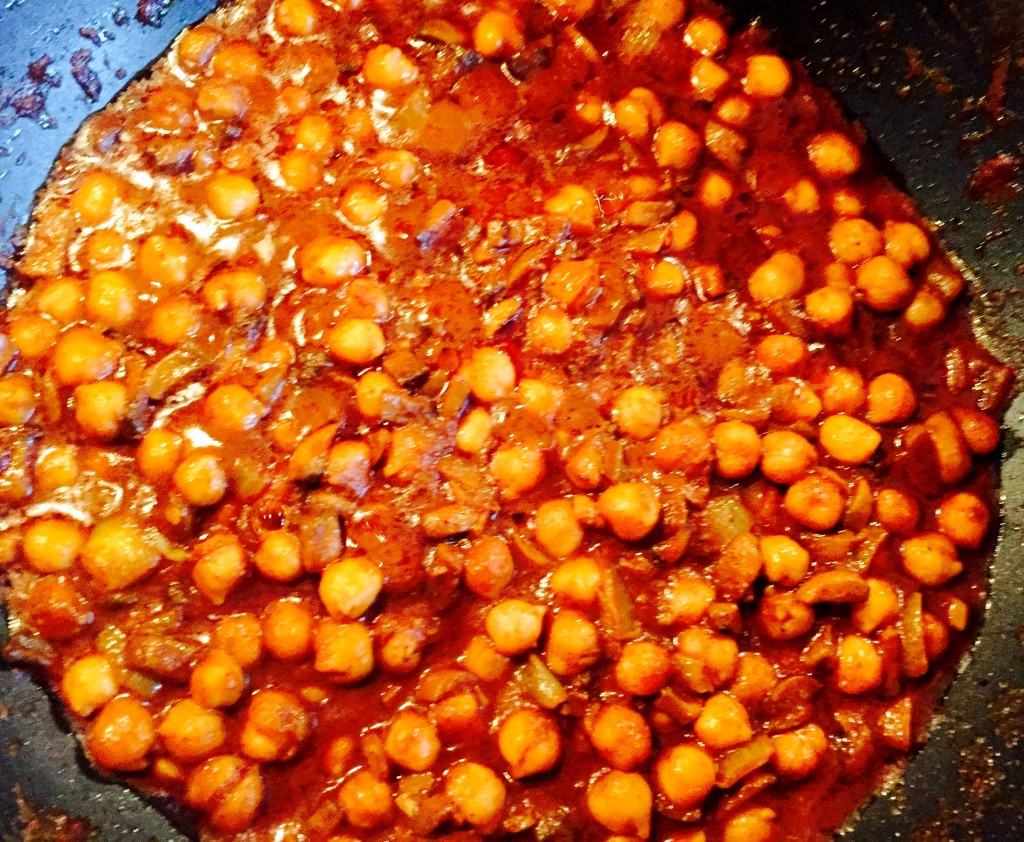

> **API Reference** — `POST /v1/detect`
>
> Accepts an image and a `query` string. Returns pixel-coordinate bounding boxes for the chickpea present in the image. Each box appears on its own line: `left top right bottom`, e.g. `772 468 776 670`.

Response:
363 44 418 89
384 709 440 771
589 703 652 770
516 378 563 418
254 530 303 582
214 614 263 669
327 318 385 366
612 386 664 440
748 251 805 302
784 472 845 530
543 184 598 232
743 54 791 98
535 499 584 558
545 609 600 676
147 296 202 345
459 536 512 599
53 326 123 385
667 210 699 251
900 533 963 586
656 743 716 810
724 808 777 842
614 88 663 139
206 171 260 219
835 634 883 695
137 234 194 287
684 16 727 55
191 649 245 709
676 627 739 687
612 640 670 696
490 442 546 499
196 79 250 120
240 689 310 762
193 533 248 605
263 599 315 660
808 131 861 178
760 430 817 485
549 556 601 606
34 277 85 323
24 576 89 641
210 41 264 80
474 10 524 57
653 418 712 474
62 654 118 716
173 450 228 507
758 591 815 640
87 696 155 771
936 491 989 549
951 405 1000 455
660 576 715 626
903 287 946 331
74 382 127 440
698 170 734 210
783 178 821 214
729 652 778 705
772 723 828 777
884 220 931 267
856 255 914 312
159 699 227 762
690 56 729 101
204 384 264 434
819 414 882 465
23 518 85 573
712 420 761 479
485 599 546 656
597 482 660 541
498 709 561 778
336 769 392 829
653 121 702 170
755 334 807 374
875 487 919 533
339 181 387 226
314 619 374 682
185 755 263 833
760 534 810 586
202 268 267 316
462 634 510 682
865 372 916 424
35 445 80 492
300 236 368 286
319 556 383 618
829 217 883 264
354 370 398 418
278 149 320 192
586 770 652 837
694 692 752 750
374 149 419 187
465 347 516 402
71 170 124 225
138 428 182 482
643 258 687 298
852 578 901 635
275 0 318 36
526 306 573 353
445 761 506 828
821 368 865 416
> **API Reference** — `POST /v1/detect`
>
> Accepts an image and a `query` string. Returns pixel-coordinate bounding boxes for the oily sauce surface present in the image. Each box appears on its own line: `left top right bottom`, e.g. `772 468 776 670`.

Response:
0 0 1015 840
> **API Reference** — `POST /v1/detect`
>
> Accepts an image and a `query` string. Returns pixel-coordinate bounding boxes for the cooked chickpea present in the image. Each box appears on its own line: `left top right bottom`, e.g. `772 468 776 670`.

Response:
865 372 916 424
191 649 245 709
498 708 561 778
748 251 805 302
698 170 734 210
34 277 85 323
465 347 516 402
712 420 762 479
87 269 137 327
173 450 228 506
206 171 260 219
299 236 368 286
684 16 727 55
196 79 250 120
549 556 601 606
327 318 385 366
612 386 664 440
819 414 882 465
586 770 652 837
534 499 584 558
760 430 817 485
74 381 128 440
138 428 183 482
856 255 913 311
694 692 752 750
829 217 883 264
34 445 80 492
462 634 510 681
772 724 828 777
744 54 791 98
240 689 310 762
808 131 861 178
852 578 901 635
760 534 810 586
490 442 546 499
951 405 1000 455
545 608 600 675
835 634 883 695
193 534 248 605
729 652 778 705
660 576 716 626
784 473 845 531
936 491 989 548
903 287 946 331
374 149 419 187
87 696 155 771
382 709 440 772
254 530 303 582
690 56 729 100
516 378 563 418
876 488 920 533
363 44 417 89
275 0 318 36
613 639 670 696
204 384 264 434
590 703 652 770
461 535 514 598
23 518 85 573
202 268 267 316
445 761 506 828
213 614 263 669
354 370 398 418
62 654 118 716
884 220 931 267
314 619 374 681
210 41 264 80
185 756 263 833
526 306 573 353
543 184 598 232
756 334 807 374
339 180 386 226
148 296 202 345
597 482 660 541
71 170 124 225
656 743 715 810
159 699 227 762
783 178 821 214
653 418 713 474
474 10 524 57
319 556 383 618
822 367 866 415
614 88 663 139
653 121 702 170
53 326 122 385
485 599 546 656
900 532 963 586
278 149 320 192
138 234 194 286
263 599 315 660
724 808 776 842
676 627 739 687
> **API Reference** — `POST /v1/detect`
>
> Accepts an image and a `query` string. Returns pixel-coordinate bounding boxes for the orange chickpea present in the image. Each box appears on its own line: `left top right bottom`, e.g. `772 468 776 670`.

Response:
158 699 227 762
884 220 931 267
314 619 374 682
835 634 883 695
74 381 128 440
240 689 310 762
748 251 805 302
590 703 652 770
660 576 715 626
698 170 734 210
724 808 776 842
23 518 85 573
760 534 810 586
384 709 441 772
829 217 883 264
586 770 652 837
62 654 118 716
474 10 524 57
936 492 990 548
191 649 245 709
9 314 58 360
549 556 602 606
545 608 600 675
691 56 729 101
743 54 791 98
852 578 901 635
148 296 201 345
193 533 248 605
363 44 418 89
445 761 506 828
865 372 916 424
855 255 913 311
204 384 264 434
278 149 320 192
729 652 779 705
808 131 862 178
327 318 385 365
783 178 820 214
70 170 124 225
202 268 267 316
34 277 85 323
299 236 368 286
340 181 387 226
712 420 762 479
951 405 1000 455
263 599 315 660
137 428 182 482
0 374 37 426
656 743 716 810
612 385 664 440
756 334 807 374
652 418 713 474
535 499 584 558
275 0 318 36
614 640 672 696
805 284 854 335
819 414 882 465
485 599 546 656
87 696 155 771
900 533 963 586
784 473 845 530
138 234 194 286
821 367 866 415
597 482 661 541
684 16 727 55
185 755 263 833
213 614 263 669
760 430 817 485
773 724 828 777
694 692 752 750
319 556 383 619
173 450 228 507
653 121 702 169
498 709 561 778
465 347 516 402
489 442 546 499
544 184 598 232
876 488 920 534
206 171 260 219
463 535 515 598
210 41 264 80
254 530 303 582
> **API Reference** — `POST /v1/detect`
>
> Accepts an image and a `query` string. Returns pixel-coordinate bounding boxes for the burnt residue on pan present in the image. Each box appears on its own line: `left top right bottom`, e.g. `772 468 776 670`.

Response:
0 0 1023 840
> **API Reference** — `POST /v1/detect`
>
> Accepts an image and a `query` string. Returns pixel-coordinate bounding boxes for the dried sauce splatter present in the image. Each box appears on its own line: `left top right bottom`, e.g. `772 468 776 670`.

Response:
967 152 1023 206
136 0 172 27
69 50 101 103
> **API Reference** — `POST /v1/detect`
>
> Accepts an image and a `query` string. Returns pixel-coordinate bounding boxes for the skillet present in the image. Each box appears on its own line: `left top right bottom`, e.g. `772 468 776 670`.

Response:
0 0 1022 838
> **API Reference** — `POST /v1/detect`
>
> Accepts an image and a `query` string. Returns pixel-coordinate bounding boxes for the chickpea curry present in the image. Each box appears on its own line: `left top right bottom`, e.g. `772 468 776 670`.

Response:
0 0 1014 840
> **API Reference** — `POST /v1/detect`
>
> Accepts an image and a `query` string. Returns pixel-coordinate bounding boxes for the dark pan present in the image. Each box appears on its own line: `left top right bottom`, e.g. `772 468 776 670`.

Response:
0 0 1022 839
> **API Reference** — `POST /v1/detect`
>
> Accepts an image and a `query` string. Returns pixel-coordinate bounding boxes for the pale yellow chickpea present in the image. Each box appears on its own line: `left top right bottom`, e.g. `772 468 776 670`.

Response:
743 54 791 98
835 634 883 695
499 709 562 778
549 556 601 606
656 743 716 810
900 533 963 586
206 171 260 219
535 498 583 558
485 599 546 656
318 556 383 618
384 709 440 772
465 347 516 402
445 761 506 828
694 692 752 750
490 442 546 499
545 608 600 675
327 318 386 365
612 385 664 440
254 530 304 582
173 450 228 507
760 534 810 586
526 306 573 354
597 482 660 541
819 414 881 464
362 44 418 89
23 518 85 573
760 430 817 485
586 770 652 837
62 654 119 716
74 381 128 440
748 251 805 302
